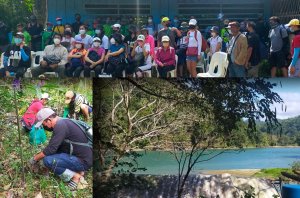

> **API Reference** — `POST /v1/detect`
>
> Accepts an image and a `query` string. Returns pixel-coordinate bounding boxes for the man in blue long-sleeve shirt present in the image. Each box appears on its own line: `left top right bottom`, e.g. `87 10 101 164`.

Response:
287 19 300 77
0 32 31 78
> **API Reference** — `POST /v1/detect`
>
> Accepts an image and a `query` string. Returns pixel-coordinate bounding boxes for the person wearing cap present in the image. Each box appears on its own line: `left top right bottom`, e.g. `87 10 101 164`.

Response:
141 27 155 58
226 21 248 77
72 13 83 35
112 23 125 41
220 19 231 52
11 23 31 46
186 19 202 78
53 17 65 35
155 35 176 78
287 19 300 77
157 15 166 33
27 15 43 51
105 33 126 77
61 30 76 52
84 37 106 77
29 108 92 190
176 22 189 77
207 26 222 61
21 93 51 132
129 34 152 77
65 40 87 77
245 21 261 77
32 33 68 78
94 25 109 52
65 91 92 121
0 32 31 78
157 16 181 49
42 22 54 50
269 16 289 77
74 25 93 49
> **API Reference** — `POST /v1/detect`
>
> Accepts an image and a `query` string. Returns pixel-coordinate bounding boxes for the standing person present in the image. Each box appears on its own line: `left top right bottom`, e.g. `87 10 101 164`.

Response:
66 40 87 77
12 23 31 46
31 33 68 78
0 32 31 78
53 17 65 35
42 22 54 50
287 19 300 77
0 21 9 53
245 21 261 77
21 93 50 132
207 26 222 62
220 19 231 52
124 26 138 56
157 17 181 49
227 21 248 77
72 13 83 35
157 15 166 32
103 17 113 38
84 37 106 77
268 16 289 77
65 91 92 121
74 25 93 49
94 25 109 53
256 15 269 44
186 19 202 78
155 36 176 78
27 15 43 51
146 15 156 36
176 22 189 77
29 108 92 190
173 16 180 28
111 24 125 41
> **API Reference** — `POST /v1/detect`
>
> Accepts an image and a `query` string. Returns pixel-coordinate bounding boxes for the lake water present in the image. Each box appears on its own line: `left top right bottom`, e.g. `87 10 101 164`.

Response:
123 148 300 175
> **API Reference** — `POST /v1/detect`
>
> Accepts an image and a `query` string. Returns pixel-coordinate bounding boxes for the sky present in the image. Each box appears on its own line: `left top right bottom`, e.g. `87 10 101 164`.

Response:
267 79 300 120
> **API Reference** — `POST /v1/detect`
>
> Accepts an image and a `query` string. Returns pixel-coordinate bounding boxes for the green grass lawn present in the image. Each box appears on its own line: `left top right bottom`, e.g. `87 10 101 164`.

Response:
0 119 92 198
253 168 293 179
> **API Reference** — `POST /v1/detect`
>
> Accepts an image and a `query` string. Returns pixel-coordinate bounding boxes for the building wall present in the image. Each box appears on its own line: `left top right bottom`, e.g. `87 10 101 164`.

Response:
47 0 271 26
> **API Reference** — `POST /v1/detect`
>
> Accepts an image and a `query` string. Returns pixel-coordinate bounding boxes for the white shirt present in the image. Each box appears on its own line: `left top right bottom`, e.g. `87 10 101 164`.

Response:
135 43 152 69
208 36 222 54
75 34 93 49
101 35 109 50
187 30 202 55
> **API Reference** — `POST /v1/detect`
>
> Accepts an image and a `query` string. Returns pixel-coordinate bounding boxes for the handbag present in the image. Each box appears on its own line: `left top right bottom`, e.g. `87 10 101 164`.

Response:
186 47 198 56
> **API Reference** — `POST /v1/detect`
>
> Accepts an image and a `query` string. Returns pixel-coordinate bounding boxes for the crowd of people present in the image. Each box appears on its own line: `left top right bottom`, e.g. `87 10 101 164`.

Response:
0 13 300 78
21 91 92 190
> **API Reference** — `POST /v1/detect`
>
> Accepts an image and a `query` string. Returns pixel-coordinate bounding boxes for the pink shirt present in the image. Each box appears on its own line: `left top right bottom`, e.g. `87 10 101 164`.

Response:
155 47 176 67
145 35 155 56
22 99 44 128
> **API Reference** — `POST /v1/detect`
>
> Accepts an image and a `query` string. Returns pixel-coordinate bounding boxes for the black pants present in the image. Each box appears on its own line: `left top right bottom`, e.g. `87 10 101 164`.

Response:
84 64 103 77
0 66 27 78
65 65 83 77
106 63 125 77
157 65 175 78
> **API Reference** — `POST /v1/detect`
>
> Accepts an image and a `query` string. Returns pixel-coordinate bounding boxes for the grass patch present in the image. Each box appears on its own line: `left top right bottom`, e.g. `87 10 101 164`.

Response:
253 168 292 179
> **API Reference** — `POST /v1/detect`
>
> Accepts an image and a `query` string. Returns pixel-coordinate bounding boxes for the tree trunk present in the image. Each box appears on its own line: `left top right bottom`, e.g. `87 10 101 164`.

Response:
33 0 48 27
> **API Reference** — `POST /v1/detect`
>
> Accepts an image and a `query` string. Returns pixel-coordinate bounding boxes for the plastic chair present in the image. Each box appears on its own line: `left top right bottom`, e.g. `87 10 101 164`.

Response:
0 52 4 69
30 51 58 77
197 52 228 78
169 55 178 78
196 52 208 73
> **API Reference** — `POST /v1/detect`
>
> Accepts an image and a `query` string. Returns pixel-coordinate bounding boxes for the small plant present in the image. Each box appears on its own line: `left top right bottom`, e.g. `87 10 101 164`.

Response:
291 161 300 171
243 186 256 198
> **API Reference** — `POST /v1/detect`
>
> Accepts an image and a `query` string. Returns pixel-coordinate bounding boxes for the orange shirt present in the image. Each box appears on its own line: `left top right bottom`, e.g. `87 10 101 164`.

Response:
69 48 87 62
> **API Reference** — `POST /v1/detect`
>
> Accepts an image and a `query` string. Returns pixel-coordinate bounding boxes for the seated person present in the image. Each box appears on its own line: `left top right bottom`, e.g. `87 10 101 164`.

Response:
29 108 92 191
130 35 152 77
155 36 176 78
84 37 105 77
105 33 126 77
65 91 92 121
0 32 31 78
31 33 68 78
66 40 87 77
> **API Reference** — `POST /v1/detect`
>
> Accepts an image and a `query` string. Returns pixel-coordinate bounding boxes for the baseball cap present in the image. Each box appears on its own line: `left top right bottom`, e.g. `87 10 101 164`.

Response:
162 35 170 42
162 17 170 23
287 19 300 26
41 93 51 100
210 26 220 33
75 39 84 44
112 24 121 28
180 22 189 29
15 32 24 38
56 17 62 21
226 22 240 28
35 108 55 128
65 91 75 104
93 37 101 42
137 34 145 41
189 19 197 26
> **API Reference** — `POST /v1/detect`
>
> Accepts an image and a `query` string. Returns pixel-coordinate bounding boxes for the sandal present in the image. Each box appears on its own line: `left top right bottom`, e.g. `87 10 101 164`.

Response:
68 180 78 191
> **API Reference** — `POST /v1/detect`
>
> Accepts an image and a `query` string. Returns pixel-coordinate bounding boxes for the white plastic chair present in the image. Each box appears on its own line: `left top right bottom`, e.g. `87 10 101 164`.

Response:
197 52 228 78
29 51 58 77
196 52 208 73
169 55 178 78
0 52 4 69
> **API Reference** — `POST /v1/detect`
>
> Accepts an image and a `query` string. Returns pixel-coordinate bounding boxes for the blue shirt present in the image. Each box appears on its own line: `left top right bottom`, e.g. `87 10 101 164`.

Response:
109 44 125 58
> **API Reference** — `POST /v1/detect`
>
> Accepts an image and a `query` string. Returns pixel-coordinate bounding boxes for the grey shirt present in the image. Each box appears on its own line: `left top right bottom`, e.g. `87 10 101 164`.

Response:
158 27 177 48
269 25 288 53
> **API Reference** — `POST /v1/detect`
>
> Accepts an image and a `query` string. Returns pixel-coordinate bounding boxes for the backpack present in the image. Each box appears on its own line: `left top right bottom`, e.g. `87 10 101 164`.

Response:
63 119 93 155
279 25 291 58
186 30 208 52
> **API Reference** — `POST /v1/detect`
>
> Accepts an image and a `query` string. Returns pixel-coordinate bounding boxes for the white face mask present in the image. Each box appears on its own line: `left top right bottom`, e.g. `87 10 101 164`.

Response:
75 44 82 49
53 38 61 45
110 38 116 45
93 42 100 47
79 29 86 35
148 19 153 23
95 29 101 34
65 28 71 32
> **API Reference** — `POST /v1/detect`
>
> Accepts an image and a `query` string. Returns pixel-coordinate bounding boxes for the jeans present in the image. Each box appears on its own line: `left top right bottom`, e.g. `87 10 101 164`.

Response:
0 66 27 78
229 63 246 77
43 153 88 176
